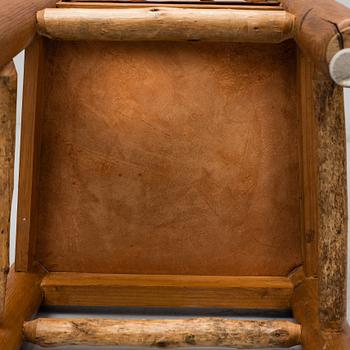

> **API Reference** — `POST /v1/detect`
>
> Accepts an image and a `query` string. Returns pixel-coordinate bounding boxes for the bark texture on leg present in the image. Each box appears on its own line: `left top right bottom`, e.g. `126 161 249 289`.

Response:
314 76 348 332
0 61 16 321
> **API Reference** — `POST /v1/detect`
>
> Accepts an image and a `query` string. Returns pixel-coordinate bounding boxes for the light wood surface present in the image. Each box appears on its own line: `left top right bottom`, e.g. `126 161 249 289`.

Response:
36 8 295 43
0 62 16 320
23 317 301 348
41 273 294 309
0 0 56 68
0 267 43 350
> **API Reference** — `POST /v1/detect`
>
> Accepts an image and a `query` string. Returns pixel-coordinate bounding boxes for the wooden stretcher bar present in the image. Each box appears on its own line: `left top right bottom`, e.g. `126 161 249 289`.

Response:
40 273 294 309
23 317 302 348
36 8 295 43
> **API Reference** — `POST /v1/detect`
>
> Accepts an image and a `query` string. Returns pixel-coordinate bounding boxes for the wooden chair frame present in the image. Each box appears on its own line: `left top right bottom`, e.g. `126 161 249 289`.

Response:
0 0 350 349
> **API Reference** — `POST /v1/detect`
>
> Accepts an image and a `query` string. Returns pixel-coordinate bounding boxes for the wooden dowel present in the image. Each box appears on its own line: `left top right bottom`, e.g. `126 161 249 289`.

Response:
0 0 57 68
23 317 301 348
0 61 16 321
36 8 295 43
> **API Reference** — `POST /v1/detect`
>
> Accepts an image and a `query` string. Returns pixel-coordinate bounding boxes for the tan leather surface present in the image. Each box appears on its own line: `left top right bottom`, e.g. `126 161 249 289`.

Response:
35 40 302 275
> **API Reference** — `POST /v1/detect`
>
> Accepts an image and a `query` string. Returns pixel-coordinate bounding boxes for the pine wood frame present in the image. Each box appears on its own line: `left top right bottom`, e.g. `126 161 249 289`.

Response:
0 0 350 349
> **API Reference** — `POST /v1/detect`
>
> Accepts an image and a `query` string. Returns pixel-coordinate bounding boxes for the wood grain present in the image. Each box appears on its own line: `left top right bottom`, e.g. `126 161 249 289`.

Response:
292 277 324 350
0 266 43 350
292 278 350 350
294 38 348 343
0 0 56 68
281 0 350 73
56 2 283 10
30 41 302 276
23 317 301 348
297 51 318 277
62 0 280 3
41 273 294 309
16 37 46 272
36 8 295 43
0 62 17 320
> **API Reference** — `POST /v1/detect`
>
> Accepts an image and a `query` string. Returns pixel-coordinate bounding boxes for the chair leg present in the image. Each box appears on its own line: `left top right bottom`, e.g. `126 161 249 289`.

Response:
292 278 350 350
0 267 43 350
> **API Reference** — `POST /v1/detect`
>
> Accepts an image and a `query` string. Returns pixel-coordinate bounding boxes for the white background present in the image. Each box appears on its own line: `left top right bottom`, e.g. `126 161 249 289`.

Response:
11 1 350 348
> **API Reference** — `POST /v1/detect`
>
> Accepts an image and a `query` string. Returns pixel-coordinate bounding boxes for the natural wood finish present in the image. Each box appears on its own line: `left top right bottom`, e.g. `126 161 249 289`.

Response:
30 41 301 276
327 28 350 63
23 317 301 348
292 278 323 350
296 41 348 336
41 273 294 309
36 8 295 43
281 0 350 73
292 278 350 350
15 37 46 272
0 266 43 350
56 1 283 10
63 0 280 3
297 51 318 277
0 0 56 68
287 265 305 288
0 62 16 320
